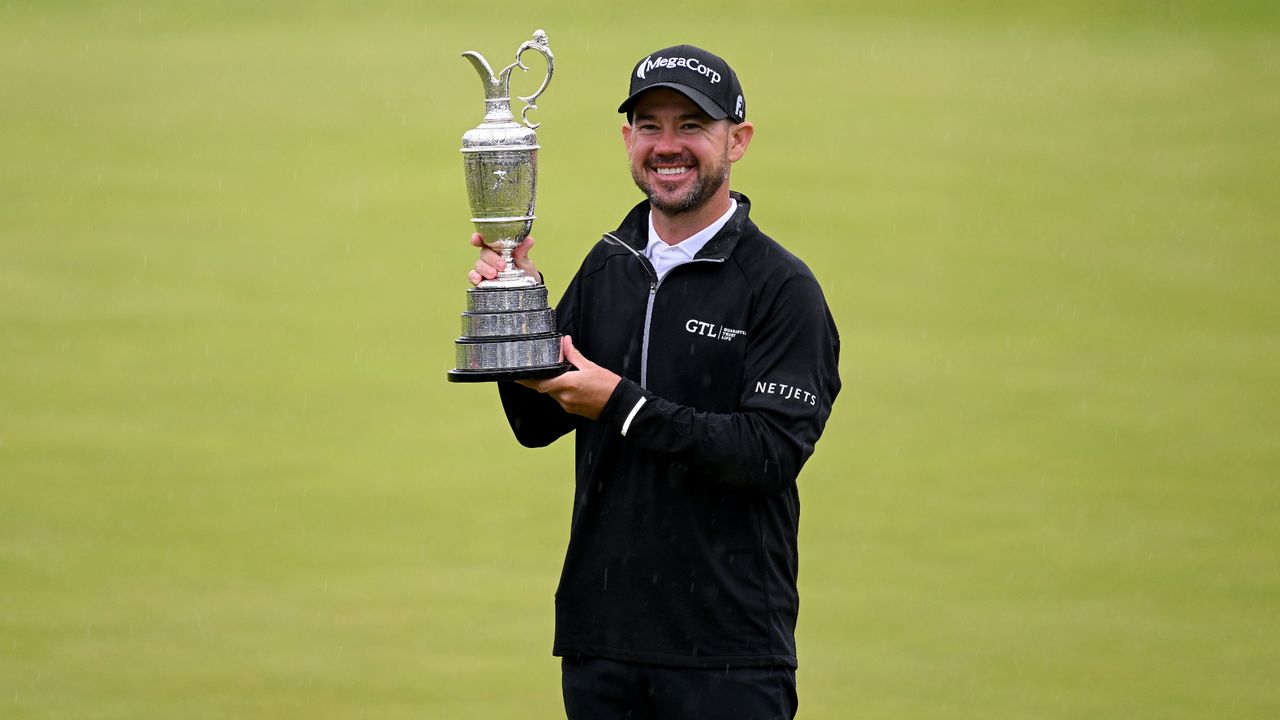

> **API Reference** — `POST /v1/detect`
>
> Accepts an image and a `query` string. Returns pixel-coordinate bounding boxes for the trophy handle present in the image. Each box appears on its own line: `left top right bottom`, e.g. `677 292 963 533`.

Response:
511 30 554 129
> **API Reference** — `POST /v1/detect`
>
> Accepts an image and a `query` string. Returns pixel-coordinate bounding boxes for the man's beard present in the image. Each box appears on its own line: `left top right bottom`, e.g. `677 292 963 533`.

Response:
631 148 730 216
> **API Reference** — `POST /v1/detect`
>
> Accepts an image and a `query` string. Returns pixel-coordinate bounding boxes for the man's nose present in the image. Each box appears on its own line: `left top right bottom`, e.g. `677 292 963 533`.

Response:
652 126 683 154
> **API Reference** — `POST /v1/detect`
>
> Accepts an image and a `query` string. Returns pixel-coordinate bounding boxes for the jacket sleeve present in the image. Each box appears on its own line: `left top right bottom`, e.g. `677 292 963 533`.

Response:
496 269 582 448
598 273 841 493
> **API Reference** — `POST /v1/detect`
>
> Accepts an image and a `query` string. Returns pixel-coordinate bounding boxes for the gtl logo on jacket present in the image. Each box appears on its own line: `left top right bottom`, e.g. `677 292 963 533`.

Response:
685 318 745 342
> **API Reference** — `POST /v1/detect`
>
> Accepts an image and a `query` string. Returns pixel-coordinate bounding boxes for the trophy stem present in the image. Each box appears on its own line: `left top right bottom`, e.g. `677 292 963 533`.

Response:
476 244 539 289
500 245 518 276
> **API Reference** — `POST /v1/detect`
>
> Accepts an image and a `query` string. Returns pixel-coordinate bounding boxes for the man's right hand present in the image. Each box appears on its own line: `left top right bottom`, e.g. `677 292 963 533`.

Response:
468 233 541 286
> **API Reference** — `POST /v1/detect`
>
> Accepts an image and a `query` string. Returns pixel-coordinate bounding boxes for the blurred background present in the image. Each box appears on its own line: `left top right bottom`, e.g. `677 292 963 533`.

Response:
2 1 1277 717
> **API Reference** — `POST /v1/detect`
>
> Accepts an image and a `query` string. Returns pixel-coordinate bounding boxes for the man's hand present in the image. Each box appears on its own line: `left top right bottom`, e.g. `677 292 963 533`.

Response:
518 335 621 420
468 233 541 285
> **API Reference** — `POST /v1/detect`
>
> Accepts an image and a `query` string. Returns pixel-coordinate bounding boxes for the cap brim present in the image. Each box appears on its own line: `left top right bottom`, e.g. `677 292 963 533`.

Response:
618 82 729 121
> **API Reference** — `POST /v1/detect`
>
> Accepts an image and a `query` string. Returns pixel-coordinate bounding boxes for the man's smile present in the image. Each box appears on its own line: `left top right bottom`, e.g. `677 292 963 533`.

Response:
648 154 698 181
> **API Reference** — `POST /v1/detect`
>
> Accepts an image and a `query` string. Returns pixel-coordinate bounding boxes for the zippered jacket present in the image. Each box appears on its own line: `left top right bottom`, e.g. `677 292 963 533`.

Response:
498 192 841 668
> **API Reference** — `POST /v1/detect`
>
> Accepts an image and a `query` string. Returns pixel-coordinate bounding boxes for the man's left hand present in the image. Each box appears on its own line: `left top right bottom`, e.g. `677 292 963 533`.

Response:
518 335 620 420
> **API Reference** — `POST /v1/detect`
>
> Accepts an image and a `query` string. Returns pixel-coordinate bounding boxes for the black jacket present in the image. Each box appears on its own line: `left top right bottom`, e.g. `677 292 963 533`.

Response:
499 193 841 668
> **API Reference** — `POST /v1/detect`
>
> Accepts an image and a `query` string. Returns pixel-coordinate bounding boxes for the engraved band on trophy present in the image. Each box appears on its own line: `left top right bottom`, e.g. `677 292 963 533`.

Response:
448 29 569 382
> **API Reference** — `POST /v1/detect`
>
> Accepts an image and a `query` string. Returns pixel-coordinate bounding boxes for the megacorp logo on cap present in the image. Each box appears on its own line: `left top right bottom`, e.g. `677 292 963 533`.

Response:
636 55 722 84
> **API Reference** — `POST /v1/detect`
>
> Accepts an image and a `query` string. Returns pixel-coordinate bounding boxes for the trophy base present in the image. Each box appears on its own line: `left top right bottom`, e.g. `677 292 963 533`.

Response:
447 363 570 383
448 284 566 383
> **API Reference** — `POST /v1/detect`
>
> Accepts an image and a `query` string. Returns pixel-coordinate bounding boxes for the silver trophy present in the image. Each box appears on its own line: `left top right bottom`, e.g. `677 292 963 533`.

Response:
448 29 568 382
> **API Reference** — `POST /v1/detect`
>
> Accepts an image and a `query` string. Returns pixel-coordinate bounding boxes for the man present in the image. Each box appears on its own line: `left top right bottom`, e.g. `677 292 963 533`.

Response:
469 44 840 719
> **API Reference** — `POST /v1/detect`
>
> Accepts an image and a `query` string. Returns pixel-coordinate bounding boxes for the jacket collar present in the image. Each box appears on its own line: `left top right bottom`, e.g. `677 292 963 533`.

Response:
608 192 752 262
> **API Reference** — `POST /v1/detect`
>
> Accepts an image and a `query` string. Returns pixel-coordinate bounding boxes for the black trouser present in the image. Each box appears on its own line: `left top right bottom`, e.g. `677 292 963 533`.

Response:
561 656 798 720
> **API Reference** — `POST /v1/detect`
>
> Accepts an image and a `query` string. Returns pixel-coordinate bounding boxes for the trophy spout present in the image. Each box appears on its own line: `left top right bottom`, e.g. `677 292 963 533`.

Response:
461 51 503 101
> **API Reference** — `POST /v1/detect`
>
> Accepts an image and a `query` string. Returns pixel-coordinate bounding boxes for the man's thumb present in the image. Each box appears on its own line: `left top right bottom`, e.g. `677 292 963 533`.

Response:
514 235 536 260
562 335 589 369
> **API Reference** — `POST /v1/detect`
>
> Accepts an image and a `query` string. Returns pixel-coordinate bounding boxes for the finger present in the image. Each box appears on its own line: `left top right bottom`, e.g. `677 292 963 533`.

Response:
562 335 593 370
472 233 508 269
474 257 499 280
513 235 536 260
517 377 555 392
512 237 539 281
478 245 505 270
468 269 483 286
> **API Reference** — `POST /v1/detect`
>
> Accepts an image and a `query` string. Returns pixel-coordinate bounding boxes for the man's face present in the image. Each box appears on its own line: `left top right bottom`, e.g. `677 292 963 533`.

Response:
623 89 737 216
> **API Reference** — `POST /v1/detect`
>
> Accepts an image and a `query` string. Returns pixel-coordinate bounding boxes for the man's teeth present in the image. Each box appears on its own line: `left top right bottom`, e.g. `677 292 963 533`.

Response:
655 167 690 176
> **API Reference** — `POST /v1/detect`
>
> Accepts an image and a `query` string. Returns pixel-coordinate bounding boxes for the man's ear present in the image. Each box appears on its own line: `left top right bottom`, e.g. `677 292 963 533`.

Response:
728 121 754 162
621 122 633 150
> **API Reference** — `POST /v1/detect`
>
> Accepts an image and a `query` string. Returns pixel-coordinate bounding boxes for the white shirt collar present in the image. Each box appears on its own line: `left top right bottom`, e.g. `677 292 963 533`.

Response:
645 198 738 273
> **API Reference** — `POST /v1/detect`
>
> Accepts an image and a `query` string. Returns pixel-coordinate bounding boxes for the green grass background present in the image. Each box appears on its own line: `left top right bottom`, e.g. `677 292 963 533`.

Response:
2 1 1277 717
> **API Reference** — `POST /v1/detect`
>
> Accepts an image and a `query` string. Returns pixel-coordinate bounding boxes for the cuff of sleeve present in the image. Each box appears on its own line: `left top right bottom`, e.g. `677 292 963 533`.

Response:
599 378 648 436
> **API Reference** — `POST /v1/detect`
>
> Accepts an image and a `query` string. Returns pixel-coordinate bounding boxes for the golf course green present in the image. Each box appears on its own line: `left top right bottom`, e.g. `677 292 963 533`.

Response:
2 1 1277 717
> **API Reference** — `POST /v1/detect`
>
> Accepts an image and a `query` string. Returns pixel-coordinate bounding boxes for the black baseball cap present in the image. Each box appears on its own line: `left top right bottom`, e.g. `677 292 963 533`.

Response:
618 45 746 124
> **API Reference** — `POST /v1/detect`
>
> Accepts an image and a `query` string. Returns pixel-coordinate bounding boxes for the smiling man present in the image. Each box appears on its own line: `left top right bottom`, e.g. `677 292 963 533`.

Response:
469 44 841 720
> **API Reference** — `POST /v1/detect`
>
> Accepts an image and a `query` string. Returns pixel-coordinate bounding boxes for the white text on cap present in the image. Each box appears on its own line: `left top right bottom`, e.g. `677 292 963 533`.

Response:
636 55 722 84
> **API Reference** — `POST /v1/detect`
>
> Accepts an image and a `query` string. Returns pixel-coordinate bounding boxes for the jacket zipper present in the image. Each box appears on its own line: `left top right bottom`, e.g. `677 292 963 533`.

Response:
602 232 725 390
603 233 658 388
640 280 657 388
